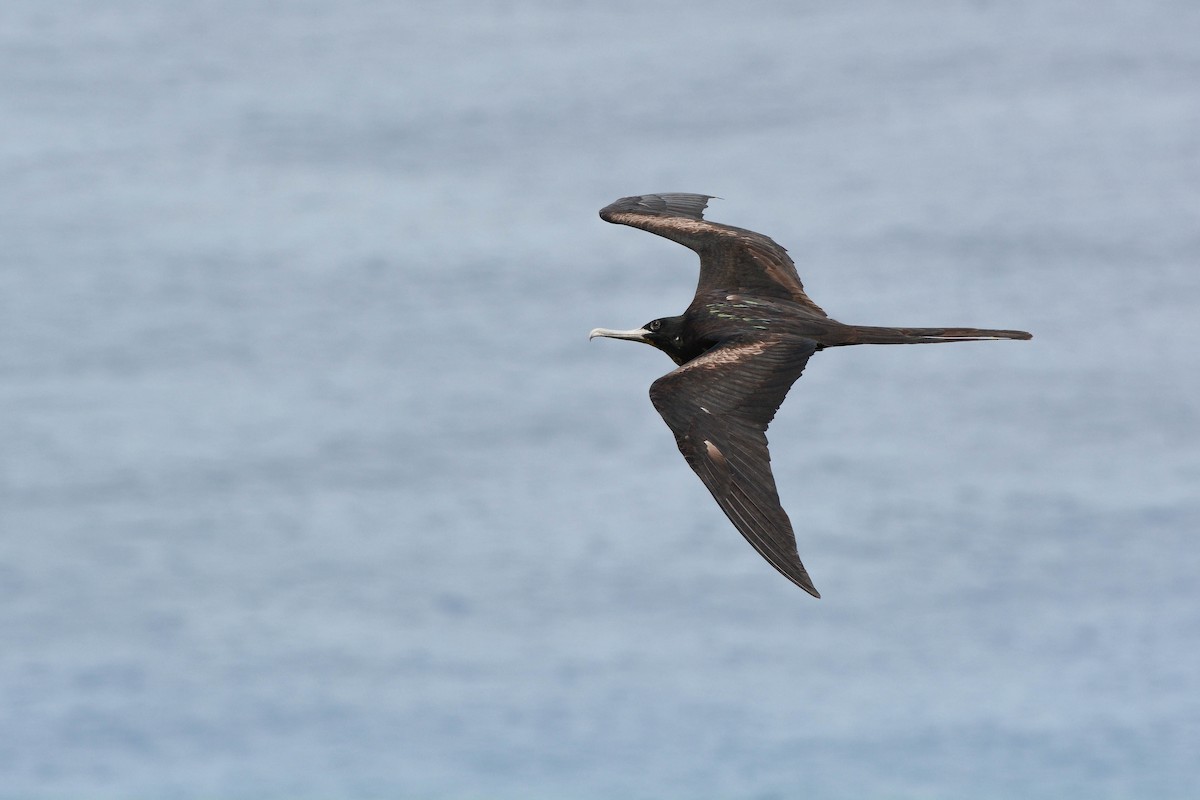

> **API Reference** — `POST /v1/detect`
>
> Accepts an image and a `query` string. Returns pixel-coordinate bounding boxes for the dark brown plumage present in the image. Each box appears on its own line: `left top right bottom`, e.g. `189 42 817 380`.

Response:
590 193 1031 597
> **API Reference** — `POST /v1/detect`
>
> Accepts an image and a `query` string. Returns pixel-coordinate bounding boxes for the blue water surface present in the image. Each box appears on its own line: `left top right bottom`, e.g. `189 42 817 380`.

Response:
2 2 1198 798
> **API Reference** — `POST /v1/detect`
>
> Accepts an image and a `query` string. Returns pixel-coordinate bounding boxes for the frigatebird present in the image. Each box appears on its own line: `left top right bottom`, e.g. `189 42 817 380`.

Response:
589 193 1031 598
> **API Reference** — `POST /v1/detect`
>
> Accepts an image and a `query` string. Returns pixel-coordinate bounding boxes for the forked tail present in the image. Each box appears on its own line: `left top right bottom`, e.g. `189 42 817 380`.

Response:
841 325 1033 345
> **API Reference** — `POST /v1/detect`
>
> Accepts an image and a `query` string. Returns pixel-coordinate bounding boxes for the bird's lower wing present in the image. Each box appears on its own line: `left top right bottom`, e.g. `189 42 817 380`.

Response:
649 337 821 597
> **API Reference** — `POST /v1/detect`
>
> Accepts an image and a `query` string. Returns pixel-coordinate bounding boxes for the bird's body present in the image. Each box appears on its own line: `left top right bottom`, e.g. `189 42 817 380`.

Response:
590 193 1031 598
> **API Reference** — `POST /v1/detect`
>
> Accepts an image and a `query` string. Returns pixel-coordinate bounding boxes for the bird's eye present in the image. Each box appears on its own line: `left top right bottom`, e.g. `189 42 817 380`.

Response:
648 320 662 331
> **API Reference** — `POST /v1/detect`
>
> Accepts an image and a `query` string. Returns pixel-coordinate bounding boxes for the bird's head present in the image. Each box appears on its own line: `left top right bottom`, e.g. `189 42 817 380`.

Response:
589 315 692 365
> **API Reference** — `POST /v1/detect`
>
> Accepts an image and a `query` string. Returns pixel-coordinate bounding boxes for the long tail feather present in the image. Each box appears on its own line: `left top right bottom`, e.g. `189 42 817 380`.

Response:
840 325 1033 345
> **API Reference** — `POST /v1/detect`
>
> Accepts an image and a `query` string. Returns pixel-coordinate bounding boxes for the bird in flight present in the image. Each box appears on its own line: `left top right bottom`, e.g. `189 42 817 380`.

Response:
589 193 1031 597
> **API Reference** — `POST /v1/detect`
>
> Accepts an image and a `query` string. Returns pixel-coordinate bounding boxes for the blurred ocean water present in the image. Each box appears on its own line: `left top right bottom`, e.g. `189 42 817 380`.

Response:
2 2 1198 798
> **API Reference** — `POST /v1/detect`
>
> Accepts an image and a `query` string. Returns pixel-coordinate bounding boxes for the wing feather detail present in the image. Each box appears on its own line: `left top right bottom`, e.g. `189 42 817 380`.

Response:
648 336 822 596
600 193 828 316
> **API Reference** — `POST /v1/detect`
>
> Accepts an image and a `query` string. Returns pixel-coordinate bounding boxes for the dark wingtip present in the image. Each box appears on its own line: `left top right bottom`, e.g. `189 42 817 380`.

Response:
783 567 821 598
600 193 716 221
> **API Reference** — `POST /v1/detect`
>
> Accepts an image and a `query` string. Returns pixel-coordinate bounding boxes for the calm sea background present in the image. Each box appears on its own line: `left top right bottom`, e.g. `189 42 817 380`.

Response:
3 2 1198 798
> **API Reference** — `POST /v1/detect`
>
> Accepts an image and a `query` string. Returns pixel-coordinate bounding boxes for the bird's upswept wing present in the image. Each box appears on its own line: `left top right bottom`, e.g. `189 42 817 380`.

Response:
599 193 828 317
649 335 822 597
